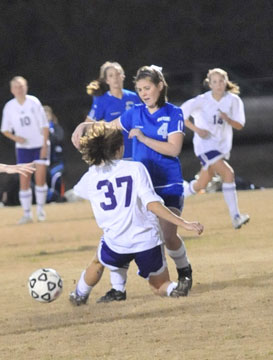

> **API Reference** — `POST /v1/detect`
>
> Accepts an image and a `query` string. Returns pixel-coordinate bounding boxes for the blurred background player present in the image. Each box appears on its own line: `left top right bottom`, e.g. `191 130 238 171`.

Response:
72 65 194 302
1 76 49 224
181 68 250 229
69 122 203 305
43 105 65 202
85 61 140 159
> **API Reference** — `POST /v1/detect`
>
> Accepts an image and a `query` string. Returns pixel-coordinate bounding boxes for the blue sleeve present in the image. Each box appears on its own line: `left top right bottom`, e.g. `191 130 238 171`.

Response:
88 96 105 120
120 107 135 132
168 107 184 134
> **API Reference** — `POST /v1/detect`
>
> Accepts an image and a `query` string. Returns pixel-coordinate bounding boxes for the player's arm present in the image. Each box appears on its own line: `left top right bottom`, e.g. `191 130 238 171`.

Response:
147 201 204 235
0 163 36 176
184 118 210 138
1 130 26 144
218 110 244 130
129 130 183 157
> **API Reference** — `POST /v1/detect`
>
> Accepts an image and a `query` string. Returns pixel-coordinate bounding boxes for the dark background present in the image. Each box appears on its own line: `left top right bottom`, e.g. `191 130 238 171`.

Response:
1 0 273 191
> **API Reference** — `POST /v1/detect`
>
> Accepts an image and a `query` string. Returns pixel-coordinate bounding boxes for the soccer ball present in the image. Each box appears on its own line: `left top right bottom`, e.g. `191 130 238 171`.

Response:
28 268 63 303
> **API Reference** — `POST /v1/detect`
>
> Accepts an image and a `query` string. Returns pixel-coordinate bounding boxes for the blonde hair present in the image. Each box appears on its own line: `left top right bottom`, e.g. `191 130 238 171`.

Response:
79 121 123 165
43 105 58 124
10 76 28 87
86 61 125 96
204 68 240 94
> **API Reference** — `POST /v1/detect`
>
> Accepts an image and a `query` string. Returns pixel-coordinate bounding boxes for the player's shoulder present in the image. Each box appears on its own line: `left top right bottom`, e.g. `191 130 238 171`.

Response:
3 97 16 109
26 94 42 105
123 89 137 97
226 91 241 101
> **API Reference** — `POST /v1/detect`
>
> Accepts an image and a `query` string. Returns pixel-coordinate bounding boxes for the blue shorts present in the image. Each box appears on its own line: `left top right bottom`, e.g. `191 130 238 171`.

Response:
155 186 184 212
16 148 49 166
198 150 228 170
97 239 167 279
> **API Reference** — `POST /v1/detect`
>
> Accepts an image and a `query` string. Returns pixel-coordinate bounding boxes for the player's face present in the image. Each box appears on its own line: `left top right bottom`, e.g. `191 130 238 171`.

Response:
209 73 227 97
135 78 163 110
105 67 124 90
10 80 28 99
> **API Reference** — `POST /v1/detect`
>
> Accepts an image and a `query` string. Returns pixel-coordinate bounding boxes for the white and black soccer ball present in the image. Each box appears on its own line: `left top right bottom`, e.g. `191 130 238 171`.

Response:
28 268 63 303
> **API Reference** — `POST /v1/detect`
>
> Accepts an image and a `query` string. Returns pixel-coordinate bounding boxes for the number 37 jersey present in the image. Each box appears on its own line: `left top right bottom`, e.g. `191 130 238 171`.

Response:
74 160 164 254
1 95 48 149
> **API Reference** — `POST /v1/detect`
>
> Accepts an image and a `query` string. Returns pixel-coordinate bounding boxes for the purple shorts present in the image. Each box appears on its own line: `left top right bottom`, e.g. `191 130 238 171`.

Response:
16 147 49 165
97 239 167 279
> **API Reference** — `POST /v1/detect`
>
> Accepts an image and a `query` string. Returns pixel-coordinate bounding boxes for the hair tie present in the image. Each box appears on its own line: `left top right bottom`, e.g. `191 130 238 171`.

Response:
150 65 163 73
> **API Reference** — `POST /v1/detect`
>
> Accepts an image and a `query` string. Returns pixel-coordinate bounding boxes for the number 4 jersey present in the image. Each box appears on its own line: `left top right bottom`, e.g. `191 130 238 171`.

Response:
74 159 164 254
1 95 49 149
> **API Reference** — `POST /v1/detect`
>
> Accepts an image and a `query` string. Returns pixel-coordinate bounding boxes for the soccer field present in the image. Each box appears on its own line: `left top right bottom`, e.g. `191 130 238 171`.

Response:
0 189 273 360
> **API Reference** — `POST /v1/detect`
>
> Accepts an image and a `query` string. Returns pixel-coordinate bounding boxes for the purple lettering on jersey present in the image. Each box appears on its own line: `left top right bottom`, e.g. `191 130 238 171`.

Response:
97 180 117 210
116 176 133 207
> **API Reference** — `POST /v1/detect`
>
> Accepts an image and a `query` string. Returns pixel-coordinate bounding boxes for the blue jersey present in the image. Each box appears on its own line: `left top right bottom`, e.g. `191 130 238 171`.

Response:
88 89 140 158
120 103 184 196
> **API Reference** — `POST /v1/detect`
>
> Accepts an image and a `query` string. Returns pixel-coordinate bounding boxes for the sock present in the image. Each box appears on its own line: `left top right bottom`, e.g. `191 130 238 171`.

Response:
189 180 197 195
222 182 240 219
35 184 48 211
166 282 178 296
166 238 189 269
110 268 127 292
19 188 32 216
76 271 92 297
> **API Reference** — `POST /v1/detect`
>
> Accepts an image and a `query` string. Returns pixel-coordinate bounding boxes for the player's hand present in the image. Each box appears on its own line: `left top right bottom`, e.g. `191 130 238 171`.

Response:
4 163 36 177
218 110 229 123
196 128 210 138
128 128 145 142
15 136 27 144
71 122 92 149
182 220 204 235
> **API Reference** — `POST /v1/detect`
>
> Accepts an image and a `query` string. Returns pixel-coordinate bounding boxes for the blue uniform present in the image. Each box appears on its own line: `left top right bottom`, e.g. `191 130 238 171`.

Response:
120 103 184 202
88 89 140 158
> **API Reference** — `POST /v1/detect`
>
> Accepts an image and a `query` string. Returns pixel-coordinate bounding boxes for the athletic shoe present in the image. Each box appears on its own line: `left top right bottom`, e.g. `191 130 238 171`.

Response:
176 264 193 296
69 291 89 306
37 208 46 222
96 288 126 303
18 214 33 225
232 214 250 229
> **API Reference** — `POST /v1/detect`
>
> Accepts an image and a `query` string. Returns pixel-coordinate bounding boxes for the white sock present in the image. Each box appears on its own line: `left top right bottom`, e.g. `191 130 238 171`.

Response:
188 180 197 195
76 271 92 297
19 188 32 216
35 184 48 211
222 182 240 219
167 239 189 269
166 282 178 296
110 268 127 292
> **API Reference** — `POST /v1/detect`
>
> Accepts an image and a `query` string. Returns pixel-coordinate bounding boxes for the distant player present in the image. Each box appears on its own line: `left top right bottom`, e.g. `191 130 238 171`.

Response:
69 122 203 305
85 61 140 159
181 68 250 229
1 76 49 224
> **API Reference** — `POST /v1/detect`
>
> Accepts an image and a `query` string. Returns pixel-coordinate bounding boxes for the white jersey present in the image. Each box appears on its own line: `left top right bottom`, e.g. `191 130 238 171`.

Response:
1 95 48 149
74 160 164 254
181 91 245 156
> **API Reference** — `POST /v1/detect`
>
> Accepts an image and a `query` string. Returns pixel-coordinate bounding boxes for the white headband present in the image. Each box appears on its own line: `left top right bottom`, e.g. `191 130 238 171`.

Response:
150 64 163 73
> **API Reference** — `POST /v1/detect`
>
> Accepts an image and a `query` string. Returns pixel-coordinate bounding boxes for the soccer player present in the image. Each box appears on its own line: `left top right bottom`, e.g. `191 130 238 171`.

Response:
85 61 140 159
69 122 203 305
72 65 195 302
1 76 49 224
180 68 250 229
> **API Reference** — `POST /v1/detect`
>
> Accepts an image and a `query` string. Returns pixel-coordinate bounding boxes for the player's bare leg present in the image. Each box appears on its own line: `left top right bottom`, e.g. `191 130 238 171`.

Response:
18 172 33 224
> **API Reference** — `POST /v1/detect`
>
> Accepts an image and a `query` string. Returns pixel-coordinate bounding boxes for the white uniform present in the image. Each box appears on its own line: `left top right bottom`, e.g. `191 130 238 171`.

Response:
181 91 245 157
74 159 164 254
1 95 48 149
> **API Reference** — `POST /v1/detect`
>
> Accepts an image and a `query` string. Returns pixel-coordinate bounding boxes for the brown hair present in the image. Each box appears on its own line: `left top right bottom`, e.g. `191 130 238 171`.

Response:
203 68 240 94
79 121 124 165
86 61 125 96
134 66 168 108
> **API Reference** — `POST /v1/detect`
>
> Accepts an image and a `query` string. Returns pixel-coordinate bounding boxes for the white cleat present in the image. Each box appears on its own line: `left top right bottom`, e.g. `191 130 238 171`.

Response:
37 209 46 222
232 214 250 229
18 215 33 225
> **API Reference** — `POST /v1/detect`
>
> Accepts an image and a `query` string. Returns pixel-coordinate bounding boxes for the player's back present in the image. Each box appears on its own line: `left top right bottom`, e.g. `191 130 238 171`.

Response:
74 160 163 253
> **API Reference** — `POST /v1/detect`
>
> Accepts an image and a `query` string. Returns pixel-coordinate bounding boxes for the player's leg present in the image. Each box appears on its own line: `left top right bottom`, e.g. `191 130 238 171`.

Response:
18 172 33 224
210 159 249 228
134 244 183 297
34 162 48 221
190 167 214 193
69 253 104 306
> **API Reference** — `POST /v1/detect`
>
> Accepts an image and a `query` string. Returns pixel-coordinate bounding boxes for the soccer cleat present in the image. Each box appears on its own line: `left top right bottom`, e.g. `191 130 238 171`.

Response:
96 288 126 303
37 209 46 222
69 291 89 306
232 214 250 229
18 214 33 225
176 264 193 296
